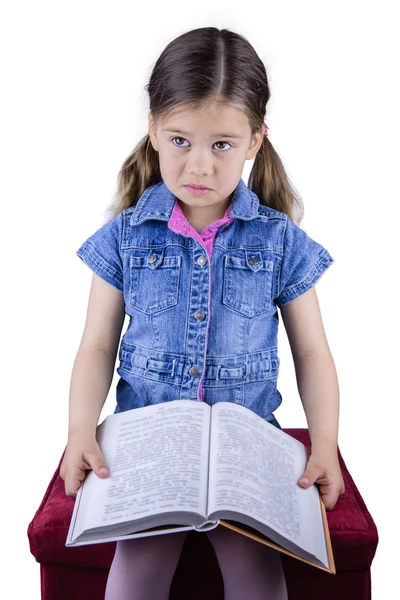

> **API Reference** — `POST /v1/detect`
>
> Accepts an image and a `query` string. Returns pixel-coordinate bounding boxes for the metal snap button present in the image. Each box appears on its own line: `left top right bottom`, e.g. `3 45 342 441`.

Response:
197 255 207 267
189 366 200 377
148 253 157 264
194 310 206 321
249 256 259 264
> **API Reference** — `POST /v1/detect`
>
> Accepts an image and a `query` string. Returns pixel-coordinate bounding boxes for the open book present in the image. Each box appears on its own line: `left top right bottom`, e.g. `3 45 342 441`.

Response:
65 400 335 574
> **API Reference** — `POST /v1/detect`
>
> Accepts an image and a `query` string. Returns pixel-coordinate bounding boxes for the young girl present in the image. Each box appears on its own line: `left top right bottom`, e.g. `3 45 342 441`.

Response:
60 26 345 600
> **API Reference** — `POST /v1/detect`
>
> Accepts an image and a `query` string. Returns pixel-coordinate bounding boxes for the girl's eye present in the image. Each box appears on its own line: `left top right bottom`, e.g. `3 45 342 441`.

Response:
171 137 231 151
214 141 231 151
171 137 189 147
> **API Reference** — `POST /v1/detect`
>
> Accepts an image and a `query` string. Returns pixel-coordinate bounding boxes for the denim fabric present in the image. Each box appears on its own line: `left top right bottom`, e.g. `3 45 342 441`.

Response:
168 199 234 402
76 178 334 429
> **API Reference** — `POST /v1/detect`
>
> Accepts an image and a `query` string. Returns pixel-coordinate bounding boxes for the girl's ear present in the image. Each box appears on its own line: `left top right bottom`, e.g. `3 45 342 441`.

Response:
147 113 158 152
245 131 264 160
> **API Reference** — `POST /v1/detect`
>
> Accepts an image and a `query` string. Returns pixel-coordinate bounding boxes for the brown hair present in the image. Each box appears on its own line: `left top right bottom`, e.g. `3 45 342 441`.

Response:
106 27 304 224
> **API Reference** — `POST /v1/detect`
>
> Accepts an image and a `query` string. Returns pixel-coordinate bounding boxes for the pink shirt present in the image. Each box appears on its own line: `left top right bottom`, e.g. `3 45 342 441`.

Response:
168 199 234 400
168 199 233 260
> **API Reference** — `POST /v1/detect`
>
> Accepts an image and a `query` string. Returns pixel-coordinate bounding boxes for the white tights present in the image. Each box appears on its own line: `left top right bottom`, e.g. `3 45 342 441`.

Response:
104 526 288 599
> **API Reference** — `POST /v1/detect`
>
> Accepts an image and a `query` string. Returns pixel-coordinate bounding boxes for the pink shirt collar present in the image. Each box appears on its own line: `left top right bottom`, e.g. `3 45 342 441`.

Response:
168 199 234 258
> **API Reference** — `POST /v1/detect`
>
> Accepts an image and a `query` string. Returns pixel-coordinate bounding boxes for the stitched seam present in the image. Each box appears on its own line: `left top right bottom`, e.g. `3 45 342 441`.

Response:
80 242 123 288
278 250 332 303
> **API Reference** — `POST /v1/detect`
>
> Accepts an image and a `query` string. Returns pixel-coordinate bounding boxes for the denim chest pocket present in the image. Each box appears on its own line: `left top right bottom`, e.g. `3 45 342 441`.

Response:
129 250 181 314
223 251 274 317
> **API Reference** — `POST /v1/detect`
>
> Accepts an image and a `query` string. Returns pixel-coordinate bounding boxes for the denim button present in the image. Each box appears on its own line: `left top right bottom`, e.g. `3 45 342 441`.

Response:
197 255 207 267
148 253 157 263
189 366 200 377
249 256 259 264
194 310 205 321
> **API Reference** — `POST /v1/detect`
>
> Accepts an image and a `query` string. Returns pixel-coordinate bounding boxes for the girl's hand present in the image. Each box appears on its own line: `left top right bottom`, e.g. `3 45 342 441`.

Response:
298 451 345 511
59 435 109 498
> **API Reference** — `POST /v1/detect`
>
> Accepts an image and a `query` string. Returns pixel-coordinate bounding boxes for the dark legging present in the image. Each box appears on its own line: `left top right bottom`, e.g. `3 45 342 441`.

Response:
104 525 288 599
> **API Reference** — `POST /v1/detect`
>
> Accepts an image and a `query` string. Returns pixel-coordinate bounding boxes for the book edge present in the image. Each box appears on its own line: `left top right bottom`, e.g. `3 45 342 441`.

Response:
319 493 336 574
219 520 336 575
65 524 197 547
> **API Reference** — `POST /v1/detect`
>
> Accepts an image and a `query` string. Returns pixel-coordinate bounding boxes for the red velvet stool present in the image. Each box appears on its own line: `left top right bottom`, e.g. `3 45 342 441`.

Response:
28 429 378 599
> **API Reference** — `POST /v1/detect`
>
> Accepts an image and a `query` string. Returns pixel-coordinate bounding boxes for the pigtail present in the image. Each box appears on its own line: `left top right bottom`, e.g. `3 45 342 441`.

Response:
105 134 162 220
248 135 304 225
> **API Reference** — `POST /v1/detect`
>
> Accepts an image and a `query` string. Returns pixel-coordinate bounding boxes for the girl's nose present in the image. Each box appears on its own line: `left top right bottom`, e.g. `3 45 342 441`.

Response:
185 149 213 174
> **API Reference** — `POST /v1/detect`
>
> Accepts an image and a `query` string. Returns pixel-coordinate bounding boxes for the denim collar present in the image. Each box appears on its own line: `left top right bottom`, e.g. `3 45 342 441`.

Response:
130 178 261 226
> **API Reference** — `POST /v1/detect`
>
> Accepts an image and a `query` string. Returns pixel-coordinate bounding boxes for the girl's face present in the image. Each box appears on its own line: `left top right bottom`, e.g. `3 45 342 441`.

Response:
148 101 263 219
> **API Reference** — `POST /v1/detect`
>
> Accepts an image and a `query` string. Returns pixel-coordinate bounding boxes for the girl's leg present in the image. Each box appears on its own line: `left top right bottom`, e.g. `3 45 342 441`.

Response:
104 530 188 600
206 526 288 600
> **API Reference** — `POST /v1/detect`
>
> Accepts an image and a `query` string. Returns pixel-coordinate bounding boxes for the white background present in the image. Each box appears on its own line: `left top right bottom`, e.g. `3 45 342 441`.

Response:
2 1 398 598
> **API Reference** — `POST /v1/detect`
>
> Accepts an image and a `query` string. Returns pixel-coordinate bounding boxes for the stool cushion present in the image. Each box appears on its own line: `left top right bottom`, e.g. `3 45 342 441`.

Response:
28 429 378 573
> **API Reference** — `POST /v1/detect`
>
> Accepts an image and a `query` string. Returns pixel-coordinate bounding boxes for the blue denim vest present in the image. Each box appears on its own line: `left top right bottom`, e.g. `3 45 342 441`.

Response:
76 178 334 429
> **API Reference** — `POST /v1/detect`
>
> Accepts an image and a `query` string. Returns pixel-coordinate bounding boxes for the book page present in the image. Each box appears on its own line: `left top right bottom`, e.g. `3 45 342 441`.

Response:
71 400 211 538
207 403 325 559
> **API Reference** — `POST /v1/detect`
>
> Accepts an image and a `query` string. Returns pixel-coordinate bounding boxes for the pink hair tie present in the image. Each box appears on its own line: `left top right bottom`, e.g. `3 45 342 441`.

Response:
263 123 269 136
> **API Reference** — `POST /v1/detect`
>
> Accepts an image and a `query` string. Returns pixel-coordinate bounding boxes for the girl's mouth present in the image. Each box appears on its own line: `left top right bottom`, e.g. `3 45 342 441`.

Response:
184 185 211 195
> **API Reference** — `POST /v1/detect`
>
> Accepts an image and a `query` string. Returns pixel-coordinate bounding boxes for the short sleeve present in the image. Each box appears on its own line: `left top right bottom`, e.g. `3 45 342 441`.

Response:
275 216 334 307
76 213 124 292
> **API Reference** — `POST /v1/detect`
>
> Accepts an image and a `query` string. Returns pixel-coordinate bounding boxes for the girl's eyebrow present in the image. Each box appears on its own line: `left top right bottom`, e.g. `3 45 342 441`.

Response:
162 128 244 139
